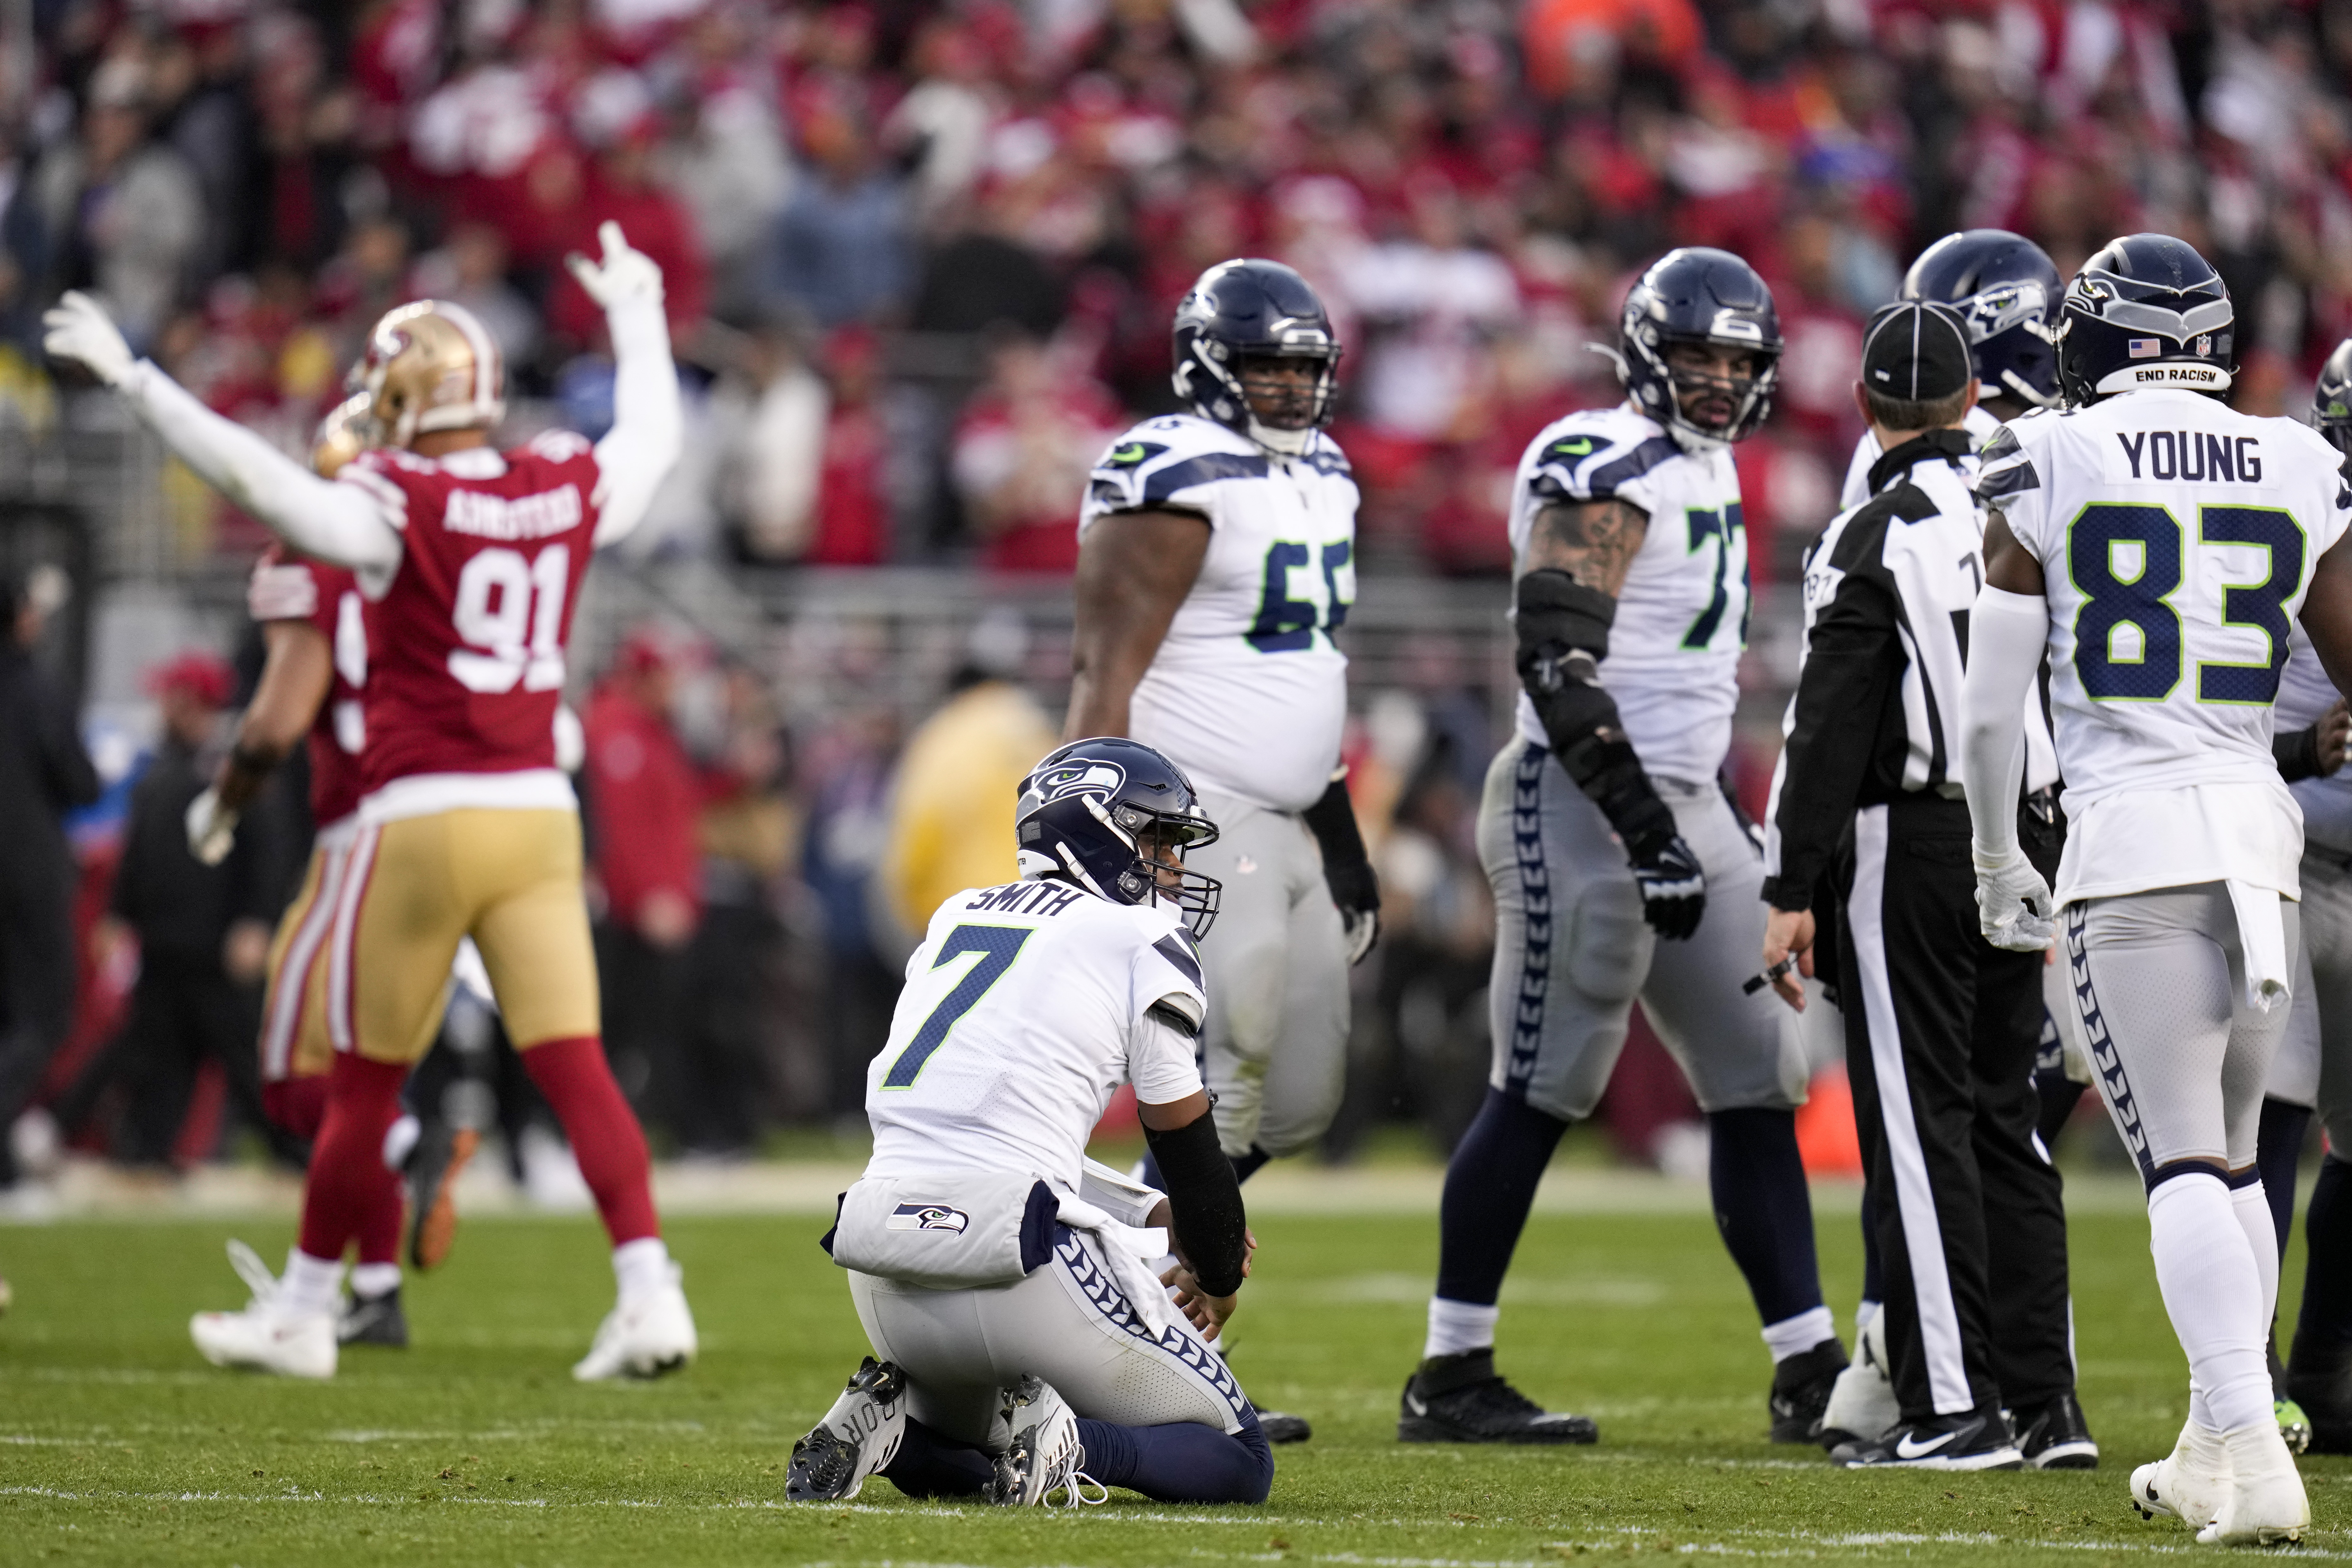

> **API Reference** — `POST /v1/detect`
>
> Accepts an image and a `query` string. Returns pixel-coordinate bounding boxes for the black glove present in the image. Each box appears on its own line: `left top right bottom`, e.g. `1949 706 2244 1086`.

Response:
1302 775 1380 964
1626 824 1705 940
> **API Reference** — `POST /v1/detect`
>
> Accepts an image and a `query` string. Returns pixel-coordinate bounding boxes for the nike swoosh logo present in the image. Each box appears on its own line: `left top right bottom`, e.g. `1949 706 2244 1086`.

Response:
1552 438 1595 457
1895 1429 1961 1459
1404 1392 1428 1416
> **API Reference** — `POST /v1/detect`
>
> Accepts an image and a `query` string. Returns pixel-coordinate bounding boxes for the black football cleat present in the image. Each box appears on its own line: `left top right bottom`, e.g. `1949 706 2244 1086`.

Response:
405 1122 479 1272
1767 1338 1848 1444
1830 1408 2022 1470
1259 1411 1312 1444
2011 1390 2097 1469
1398 1349 1597 1445
336 1285 409 1348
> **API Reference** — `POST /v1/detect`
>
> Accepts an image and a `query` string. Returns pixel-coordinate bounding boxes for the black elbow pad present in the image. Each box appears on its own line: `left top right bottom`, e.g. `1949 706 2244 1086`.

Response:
1514 569 1613 687
1142 1110 1248 1298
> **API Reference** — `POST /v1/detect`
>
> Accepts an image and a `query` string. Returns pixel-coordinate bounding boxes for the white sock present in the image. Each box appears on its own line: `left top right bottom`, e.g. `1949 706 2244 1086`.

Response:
382 1113 421 1172
279 1249 344 1318
2230 1182 2281 1332
614 1237 673 1306
1423 1297 1500 1361
2149 1174 2273 1434
349 1262 402 1299
1855 1299 1880 1338
2190 1376 2216 1433
1762 1304 1837 1362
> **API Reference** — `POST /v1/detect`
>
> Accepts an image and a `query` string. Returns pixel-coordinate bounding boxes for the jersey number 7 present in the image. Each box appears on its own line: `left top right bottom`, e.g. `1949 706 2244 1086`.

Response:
879 925 1034 1089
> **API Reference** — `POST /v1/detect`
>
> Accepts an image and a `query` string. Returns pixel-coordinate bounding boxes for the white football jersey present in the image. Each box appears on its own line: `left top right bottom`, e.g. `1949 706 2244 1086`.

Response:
1080 414 1356 813
863 878 1209 1199
1509 405 1747 786
2276 633 2352 855
1838 403 2005 510
1977 389 2352 901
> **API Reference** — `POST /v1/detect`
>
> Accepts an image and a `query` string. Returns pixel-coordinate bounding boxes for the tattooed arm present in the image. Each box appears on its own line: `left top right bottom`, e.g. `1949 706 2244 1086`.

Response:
1521 496 1650 596
1512 491 1701 937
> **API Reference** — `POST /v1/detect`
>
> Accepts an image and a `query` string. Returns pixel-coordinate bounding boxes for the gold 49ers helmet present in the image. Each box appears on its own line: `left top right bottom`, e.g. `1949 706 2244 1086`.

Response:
310 390 375 478
354 299 505 448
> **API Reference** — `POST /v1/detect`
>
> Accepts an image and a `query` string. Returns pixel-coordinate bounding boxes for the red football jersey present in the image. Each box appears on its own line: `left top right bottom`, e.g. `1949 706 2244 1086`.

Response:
338 432 600 795
248 546 369 828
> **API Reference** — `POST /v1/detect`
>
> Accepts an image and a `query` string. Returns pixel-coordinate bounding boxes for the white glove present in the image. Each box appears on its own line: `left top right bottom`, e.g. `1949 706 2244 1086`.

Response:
42 290 137 388
186 788 238 867
564 220 664 309
1973 844 2056 952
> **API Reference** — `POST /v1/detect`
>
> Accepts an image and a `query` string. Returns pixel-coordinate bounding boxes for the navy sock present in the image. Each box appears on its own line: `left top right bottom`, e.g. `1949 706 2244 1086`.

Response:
2257 1098 2312 1261
1074 1408 1272 1504
1434 1088 1568 1306
1706 1107 1825 1329
878 1417 995 1499
1859 1181 1883 1308
2296 1155 2352 1360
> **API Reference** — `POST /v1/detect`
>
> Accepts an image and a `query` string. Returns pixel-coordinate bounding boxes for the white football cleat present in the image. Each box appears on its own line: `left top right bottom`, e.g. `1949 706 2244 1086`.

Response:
572 1264 697 1381
2130 1418 2231 1530
1818 1308 1898 1448
986 1375 1107 1507
189 1240 336 1380
785 1357 908 1501
2196 1421 2307 1546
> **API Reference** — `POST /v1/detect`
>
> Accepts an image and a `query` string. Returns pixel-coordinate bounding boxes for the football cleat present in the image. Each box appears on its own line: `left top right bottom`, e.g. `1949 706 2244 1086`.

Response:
2130 1418 2231 1528
1259 1411 1312 1444
1767 1338 1848 1444
1830 1409 2022 1471
785 1357 907 1502
2275 1397 2313 1455
2011 1390 2098 1470
1818 1310 1898 1449
2196 1422 2307 1546
189 1240 336 1380
987 1375 1107 1508
571 1264 697 1381
405 1122 479 1271
336 1285 409 1349
1398 1350 1598 1445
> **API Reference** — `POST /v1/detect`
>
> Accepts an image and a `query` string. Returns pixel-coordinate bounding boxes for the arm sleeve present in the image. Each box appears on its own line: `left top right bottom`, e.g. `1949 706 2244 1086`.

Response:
1141 1108 1248 1296
2276 724 2325 783
1961 585 2051 859
1763 570 1900 910
591 295 684 548
121 363 403 573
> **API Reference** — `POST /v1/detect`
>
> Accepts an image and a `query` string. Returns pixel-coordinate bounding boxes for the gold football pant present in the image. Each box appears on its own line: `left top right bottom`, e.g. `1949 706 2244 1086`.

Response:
328 808 600 1063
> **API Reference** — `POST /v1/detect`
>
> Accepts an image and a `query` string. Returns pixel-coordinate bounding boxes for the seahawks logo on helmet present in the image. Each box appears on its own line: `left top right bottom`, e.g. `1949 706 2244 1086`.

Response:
1023 760 1125 812
1956 282 2049 344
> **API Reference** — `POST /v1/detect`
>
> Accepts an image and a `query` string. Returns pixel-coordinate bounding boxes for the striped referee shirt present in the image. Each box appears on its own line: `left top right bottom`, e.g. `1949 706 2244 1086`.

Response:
1762 427 2058 911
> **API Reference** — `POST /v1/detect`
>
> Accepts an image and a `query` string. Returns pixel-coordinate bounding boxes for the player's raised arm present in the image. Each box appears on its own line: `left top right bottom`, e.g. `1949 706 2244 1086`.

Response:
42 292 402 574
1065 509 1210 738
571 222 684 548
1514 496 1705 940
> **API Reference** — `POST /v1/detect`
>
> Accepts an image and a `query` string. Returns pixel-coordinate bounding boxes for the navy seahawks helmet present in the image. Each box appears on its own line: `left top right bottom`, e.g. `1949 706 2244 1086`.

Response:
1171 259 1341 440
1901 229 2062 409
2054 234 2235 407
1617 247 1782 451
1015 738 1222 939
2315 339 2352 459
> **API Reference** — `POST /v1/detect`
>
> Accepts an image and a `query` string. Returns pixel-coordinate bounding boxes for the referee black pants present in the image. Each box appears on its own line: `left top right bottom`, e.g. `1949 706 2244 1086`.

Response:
1835 793 2073 1423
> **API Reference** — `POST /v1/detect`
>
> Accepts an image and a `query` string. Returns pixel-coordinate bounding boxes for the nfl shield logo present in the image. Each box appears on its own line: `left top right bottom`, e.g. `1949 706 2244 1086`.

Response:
2128 339 2161 359
2195 335 2213 356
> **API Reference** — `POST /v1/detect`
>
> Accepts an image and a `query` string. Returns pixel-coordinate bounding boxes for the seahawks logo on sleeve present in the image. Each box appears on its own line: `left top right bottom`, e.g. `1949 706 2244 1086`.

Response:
1523 412 1679 507
1974 423 2041 504
1084 415 1293 518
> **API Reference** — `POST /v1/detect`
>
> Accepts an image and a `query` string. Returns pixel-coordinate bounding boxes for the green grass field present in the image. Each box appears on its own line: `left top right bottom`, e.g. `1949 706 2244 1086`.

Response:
5 1183 2349 1566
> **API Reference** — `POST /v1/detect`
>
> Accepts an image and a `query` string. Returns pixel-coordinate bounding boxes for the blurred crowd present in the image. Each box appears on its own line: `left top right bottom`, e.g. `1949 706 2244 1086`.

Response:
3 0 2349 576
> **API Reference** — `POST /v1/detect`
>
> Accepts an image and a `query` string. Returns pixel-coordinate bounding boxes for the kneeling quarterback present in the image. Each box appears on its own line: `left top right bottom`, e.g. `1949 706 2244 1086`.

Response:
786 738 1274 1507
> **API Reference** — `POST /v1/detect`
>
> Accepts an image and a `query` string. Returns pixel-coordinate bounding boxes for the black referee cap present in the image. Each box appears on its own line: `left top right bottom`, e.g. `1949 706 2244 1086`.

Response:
1860 299 1972 402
